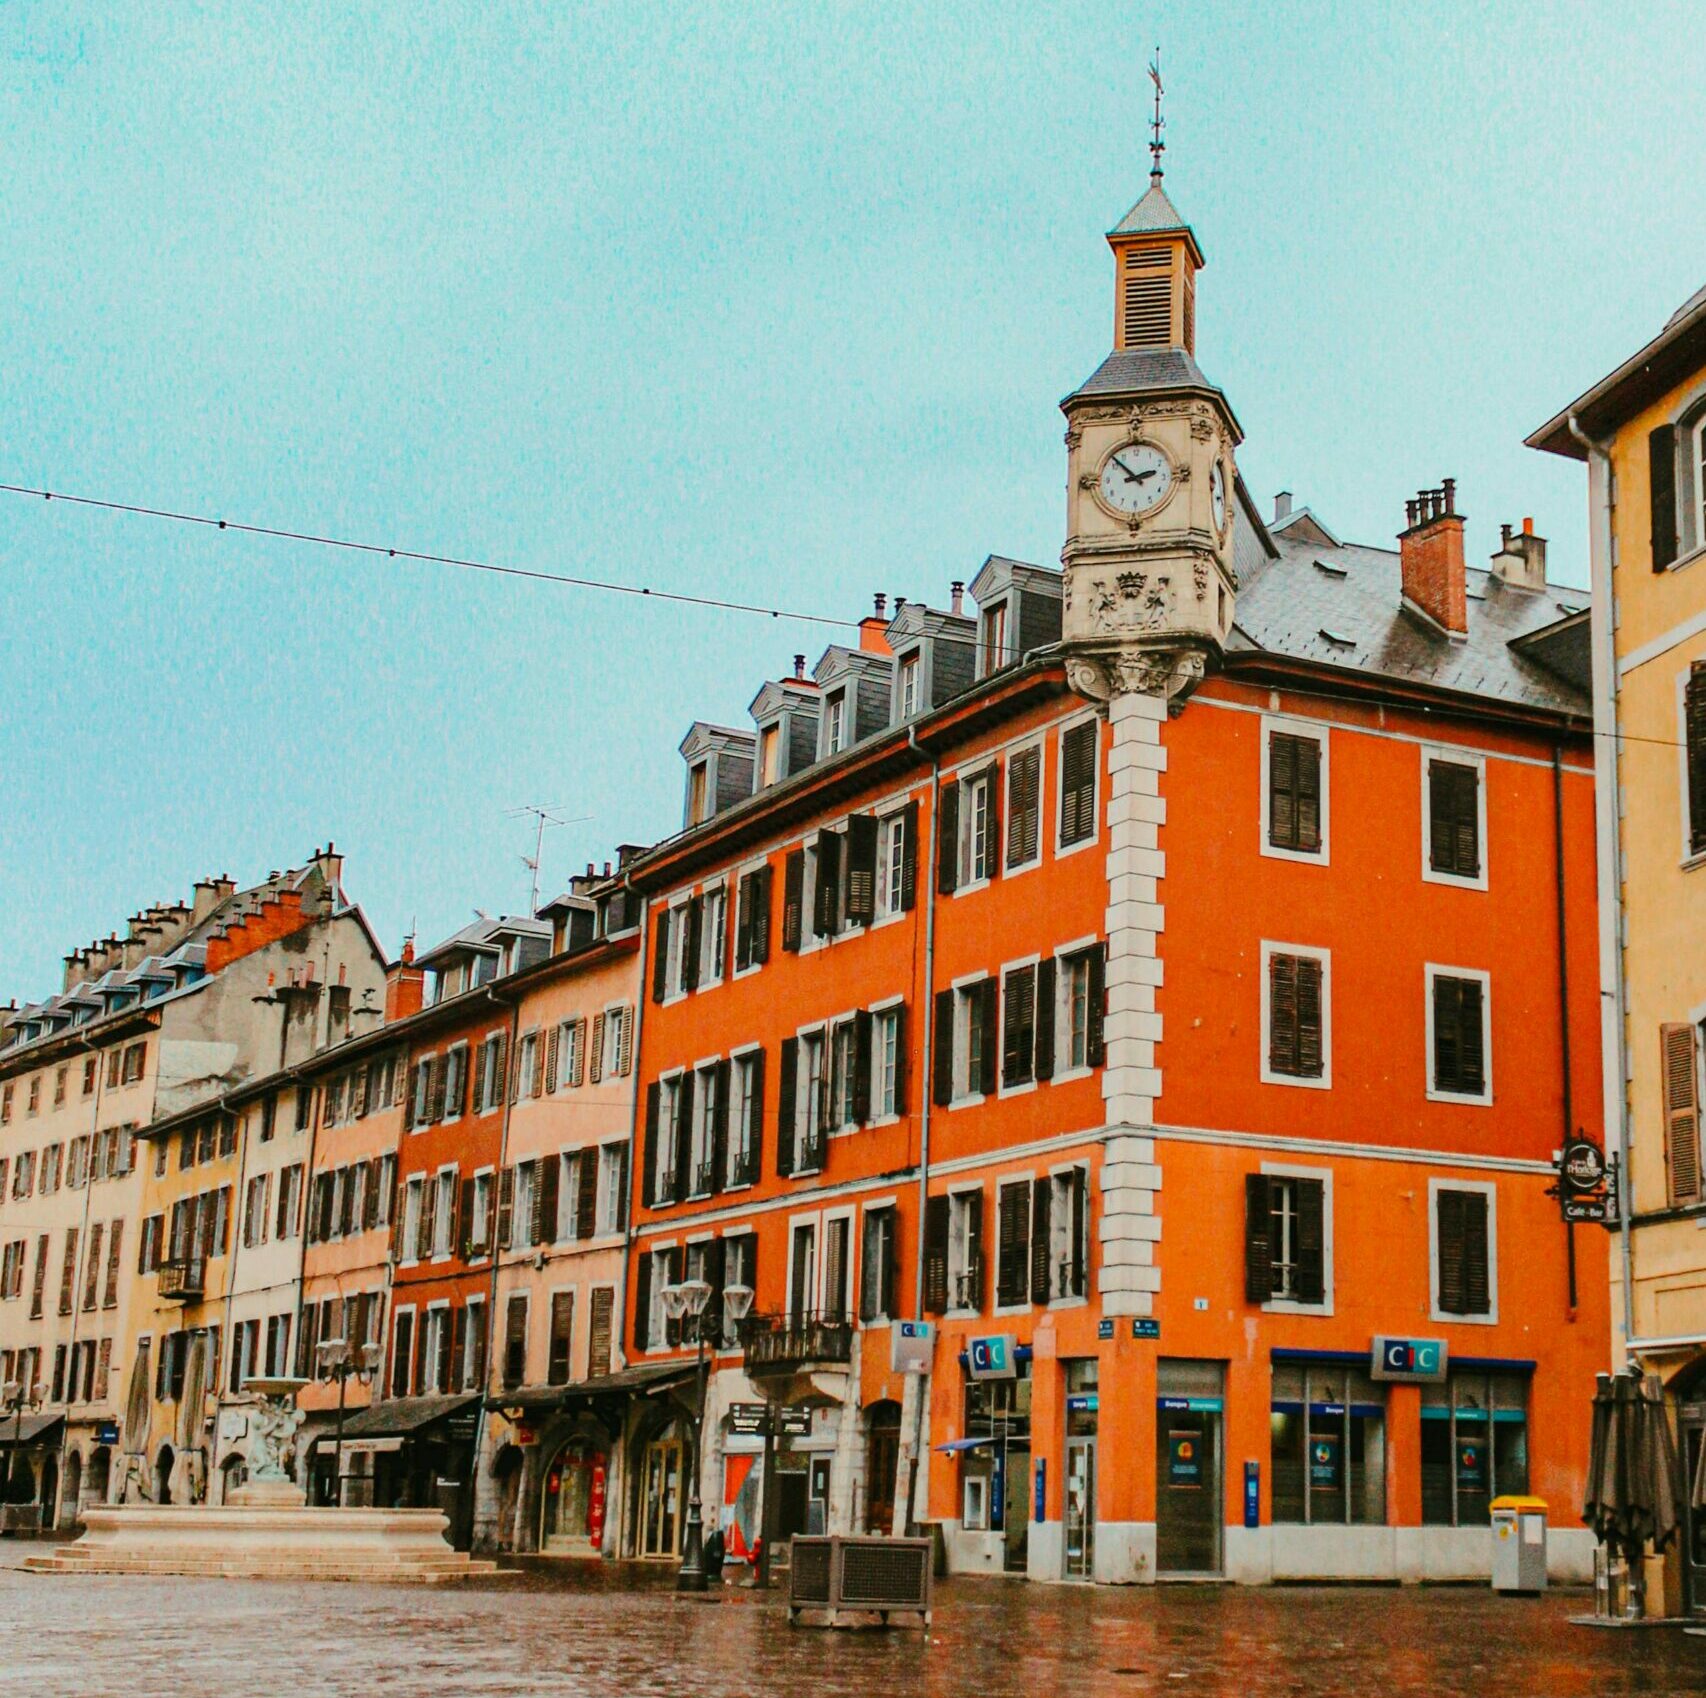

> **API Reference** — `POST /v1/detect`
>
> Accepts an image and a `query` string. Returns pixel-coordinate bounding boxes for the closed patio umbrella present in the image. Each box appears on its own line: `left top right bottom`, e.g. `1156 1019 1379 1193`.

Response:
176 1334 207 1501
123 1339 152 1457
1582 1369 1682 1618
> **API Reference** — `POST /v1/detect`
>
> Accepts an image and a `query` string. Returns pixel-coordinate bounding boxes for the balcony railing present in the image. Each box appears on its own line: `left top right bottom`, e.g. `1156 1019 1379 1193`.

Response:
741 1310 854 1378
158 1255 205 1301
691 1157 718 1199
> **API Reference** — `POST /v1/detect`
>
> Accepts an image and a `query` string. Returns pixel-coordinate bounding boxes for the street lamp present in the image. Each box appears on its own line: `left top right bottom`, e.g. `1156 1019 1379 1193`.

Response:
717 1284 762 1582
314 1337 381 1506
2 1377 43 1515
660 1277 713 1592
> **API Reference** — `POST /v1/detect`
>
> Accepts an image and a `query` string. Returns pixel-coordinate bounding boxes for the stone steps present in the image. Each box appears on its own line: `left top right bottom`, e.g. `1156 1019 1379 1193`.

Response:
23 1546 499 1584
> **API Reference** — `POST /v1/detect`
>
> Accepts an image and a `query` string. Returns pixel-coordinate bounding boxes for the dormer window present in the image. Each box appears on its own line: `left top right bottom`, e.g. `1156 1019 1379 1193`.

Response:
825 690 847 755
471 952 497 989
899 654 920 719
979 602 1009 676
759 725 780 786
688 761 710 826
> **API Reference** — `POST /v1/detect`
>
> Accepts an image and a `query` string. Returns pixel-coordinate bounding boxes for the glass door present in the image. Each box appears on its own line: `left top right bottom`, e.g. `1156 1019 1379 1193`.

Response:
1682 1402 1706 1615
641 1438 682 1557
1065 1438 1096 1578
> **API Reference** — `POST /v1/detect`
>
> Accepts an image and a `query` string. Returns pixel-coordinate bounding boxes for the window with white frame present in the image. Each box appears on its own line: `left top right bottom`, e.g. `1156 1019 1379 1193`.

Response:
899 653 920 719
825 689 847 755
729 1053 761 1186
1424 749 1485 886
659 1075 685 1196
1058 719 1098 849
469 1170 492 1256
690 1064 719 1195
1427 966 1491 1103
443 1044 468 1117
958 768 995 887
1431 1180 1496 1321
953 979 996 1101
1263 718 1329 861
598 1143 628 1235
800 1030 827 1163
876 809 909 918
433 1169 456 1258
667 903 690 998
479 1034 504 1112
701 886 727 987
722 1232 755 1345
511 1162 536 1252
402 1176 424 1262
1261 943 1331 1088
828 1021 858 1131
949 1187 983 1313
1245 1167 1330 1309
872 1006 900 1120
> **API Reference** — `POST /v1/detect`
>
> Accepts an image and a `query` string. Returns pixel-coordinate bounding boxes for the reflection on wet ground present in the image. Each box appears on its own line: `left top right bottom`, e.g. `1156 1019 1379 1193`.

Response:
2 1547 1702 1698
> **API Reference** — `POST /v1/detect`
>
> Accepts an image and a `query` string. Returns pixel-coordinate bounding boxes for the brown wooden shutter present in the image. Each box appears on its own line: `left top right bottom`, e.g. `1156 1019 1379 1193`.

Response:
589 1286 614 1376
59 1227 78 1316
545 1026 560 1093
577 1148 599 1238
1652 423 1679 570
995 1184 1029 1307
977 979 999 1097
652 906 672 1001
891 1002 908 1117
642 1083 661 1206
1060 721 1097 846
1663 1022 1702 1204
503 1294 529 1388
1436 1188 1467 1314
1002 965 1036 1089
982 762 1003 881
1687 668 1706 857
683 895 704 992
588 1015 605 1084
1296 956 1324 1079
1068 1168 1088 1298
936 781 960 894
781 850 805 952
814 831 843 937
851 1010 873 1126
776 1039 798 1176
1461 1190 1491 1316
745 1048 767 1182
845 814 879 925
1029 1177 1052 1304
1006 746 1041 868
495 1166 515 1250
1294 1178 1325 1304
1034 957 1057 1081
1244 1174 1274 1303
1086 945 1107 1069
711 1059 732 1193
965 1187 985 1310
458 1175 474 1257
734 873 753 971
672 1073 693 1203
103 1221 123 1308
419 1172 438 1259
1429 760 1481 878
548 1291 574 1385
899 800 920 911
923 1194 950 1315
751 865 772 963
932 988 955 1107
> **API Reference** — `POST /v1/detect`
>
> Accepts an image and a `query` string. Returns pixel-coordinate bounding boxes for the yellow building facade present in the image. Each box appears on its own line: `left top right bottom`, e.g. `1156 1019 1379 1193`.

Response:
1532 281 1706 1613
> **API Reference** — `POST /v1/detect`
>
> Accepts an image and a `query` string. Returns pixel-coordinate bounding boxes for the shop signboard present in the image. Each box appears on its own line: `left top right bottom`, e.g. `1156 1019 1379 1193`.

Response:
1066 1393 1099 1414
1370 1336 1448 1382
967 1334 1017 1381
892 1319 934 1374
728 1401 812 1437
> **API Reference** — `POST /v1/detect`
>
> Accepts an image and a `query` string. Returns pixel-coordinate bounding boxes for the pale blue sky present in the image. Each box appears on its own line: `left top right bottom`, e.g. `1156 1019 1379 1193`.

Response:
3 2 1703 995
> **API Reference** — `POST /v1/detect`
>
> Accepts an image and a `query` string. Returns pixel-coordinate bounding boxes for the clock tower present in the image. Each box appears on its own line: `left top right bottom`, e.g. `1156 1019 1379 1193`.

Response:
1059 167 1242 707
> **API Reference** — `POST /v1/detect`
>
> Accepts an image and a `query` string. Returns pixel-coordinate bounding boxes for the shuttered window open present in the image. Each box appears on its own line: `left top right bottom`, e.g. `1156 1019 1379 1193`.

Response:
1006 746 1041 869
1268 730 1323 853
1427 759 1481 879
1652 423 1679 571
923 1194 950 1316
995 1181 1031 1308
1687 667 1706 859
781 849 805 952
1059 722 1097 847
1662 1021 1703 1206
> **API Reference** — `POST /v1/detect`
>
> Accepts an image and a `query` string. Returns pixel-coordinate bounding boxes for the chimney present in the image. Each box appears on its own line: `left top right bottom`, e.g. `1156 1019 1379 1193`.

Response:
873 592 886 619
1489 515 1548 592
384 946 425 1022
311 842 344 893
950 581 965 616
793 653 806 681
1399 480 1468 636
893 596 907 616
1274 491 1293 522
858 613 892 655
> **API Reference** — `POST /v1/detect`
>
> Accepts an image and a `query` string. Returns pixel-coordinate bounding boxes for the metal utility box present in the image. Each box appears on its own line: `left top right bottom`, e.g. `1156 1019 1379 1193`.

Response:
1490 1495 1548 1594
787 1535 932 1627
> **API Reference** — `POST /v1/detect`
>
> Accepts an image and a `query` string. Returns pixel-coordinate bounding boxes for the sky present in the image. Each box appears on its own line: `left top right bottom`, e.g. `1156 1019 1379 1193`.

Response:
3 1 1704 997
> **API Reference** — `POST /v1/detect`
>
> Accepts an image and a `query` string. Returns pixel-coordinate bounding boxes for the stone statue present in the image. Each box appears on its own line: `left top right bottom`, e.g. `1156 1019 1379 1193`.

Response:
246 1392 306 1483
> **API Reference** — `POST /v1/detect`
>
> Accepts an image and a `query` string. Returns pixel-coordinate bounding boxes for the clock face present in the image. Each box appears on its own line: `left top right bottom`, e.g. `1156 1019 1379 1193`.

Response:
1098 441 1174 515
1210 460 1228 535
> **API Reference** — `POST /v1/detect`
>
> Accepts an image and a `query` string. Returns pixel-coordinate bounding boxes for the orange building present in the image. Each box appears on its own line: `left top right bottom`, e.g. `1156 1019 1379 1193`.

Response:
621 173 1608 1584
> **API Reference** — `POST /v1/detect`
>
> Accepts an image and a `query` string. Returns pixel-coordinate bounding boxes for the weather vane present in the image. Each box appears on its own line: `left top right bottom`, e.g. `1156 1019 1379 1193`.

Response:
1148 47 1165 183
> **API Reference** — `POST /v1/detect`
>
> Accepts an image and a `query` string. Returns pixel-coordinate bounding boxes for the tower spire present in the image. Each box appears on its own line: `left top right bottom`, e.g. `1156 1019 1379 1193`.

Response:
1148 47 1165 184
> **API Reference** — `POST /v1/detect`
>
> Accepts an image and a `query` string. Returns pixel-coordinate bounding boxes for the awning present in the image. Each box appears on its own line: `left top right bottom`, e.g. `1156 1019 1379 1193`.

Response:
936 1435 996 1454
0 1413 64 1448
337 1393 481 1441
496 1362 700 1413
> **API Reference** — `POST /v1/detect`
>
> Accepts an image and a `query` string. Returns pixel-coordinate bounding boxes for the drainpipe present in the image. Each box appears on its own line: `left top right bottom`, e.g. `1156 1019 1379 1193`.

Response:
1553 743 1578 1318
467 980 522 1553
899 722 942 1536
56 1033 107 1516
614 874 648 1559
1568 410 1637 1361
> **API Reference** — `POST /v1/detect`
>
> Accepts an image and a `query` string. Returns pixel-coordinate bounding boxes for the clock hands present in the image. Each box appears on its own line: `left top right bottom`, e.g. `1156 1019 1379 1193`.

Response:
1112 454 1157 486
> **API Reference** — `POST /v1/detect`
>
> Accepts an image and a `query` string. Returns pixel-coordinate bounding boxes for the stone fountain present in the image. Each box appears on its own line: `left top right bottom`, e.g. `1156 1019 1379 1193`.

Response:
24 1379 495 1584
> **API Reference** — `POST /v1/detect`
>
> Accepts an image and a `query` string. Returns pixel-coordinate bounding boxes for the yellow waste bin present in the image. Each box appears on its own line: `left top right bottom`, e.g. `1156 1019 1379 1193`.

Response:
1490 1495 1548 1594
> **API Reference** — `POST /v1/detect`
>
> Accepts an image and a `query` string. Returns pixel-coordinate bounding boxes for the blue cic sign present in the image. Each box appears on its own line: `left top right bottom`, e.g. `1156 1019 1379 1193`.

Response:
967 1334 1016 1380
1371 1336 1448 1383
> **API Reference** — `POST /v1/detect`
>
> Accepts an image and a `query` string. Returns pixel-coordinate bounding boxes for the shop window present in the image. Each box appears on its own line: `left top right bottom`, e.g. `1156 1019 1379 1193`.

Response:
1269 1361 1386 1525
1420 1370 1529 1526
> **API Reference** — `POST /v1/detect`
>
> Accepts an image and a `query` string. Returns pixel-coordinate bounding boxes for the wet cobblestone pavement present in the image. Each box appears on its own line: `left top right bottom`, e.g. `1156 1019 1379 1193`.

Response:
3 1547 1703 1698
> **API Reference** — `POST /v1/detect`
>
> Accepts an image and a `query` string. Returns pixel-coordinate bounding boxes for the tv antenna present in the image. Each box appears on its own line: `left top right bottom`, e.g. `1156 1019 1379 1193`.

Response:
504 803 590 914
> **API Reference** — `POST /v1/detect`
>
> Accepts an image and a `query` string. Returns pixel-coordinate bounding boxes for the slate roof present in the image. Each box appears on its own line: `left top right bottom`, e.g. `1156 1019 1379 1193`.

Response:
1064 347 1235 417
1109 181 1192 237
1231 510 1591 715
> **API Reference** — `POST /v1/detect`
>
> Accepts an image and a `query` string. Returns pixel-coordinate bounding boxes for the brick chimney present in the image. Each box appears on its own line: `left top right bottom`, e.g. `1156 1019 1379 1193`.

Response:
384 937 425 1022
1489 516 1548 592
1400 480 1468 636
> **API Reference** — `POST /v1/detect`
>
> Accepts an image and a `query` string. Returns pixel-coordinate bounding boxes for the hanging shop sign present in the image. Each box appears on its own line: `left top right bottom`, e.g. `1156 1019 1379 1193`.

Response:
1371 1336 1448 1382
892 1319 935 1374
967 1335 1017 1381
1549 1138 1618 1223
